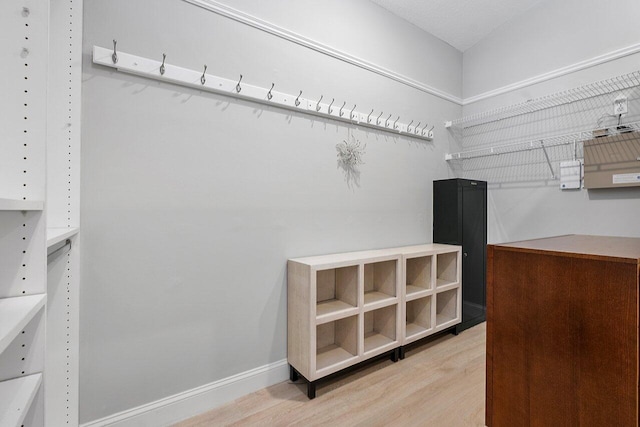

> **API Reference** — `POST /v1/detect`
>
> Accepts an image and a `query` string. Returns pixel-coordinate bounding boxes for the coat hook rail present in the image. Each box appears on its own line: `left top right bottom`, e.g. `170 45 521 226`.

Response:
92 45 434 140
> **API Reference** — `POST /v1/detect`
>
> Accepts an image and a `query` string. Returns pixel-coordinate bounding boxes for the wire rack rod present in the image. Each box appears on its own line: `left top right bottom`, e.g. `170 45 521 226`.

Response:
446 71 640 129
445 121 640 160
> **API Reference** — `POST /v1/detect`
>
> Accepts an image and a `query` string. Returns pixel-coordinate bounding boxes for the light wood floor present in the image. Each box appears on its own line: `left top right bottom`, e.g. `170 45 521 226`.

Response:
176 323 486 427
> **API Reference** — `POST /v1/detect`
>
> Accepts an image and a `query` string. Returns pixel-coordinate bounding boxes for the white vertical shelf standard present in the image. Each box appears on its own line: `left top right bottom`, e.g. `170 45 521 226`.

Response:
45 0 82 425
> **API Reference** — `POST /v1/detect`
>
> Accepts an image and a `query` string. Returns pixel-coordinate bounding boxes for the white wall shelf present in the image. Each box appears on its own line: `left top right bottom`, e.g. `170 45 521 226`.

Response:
0 295 47 355
46 227 80 248
446 70 640 129
445 122 640 161
444 70 640 166
92 45 435 142
0 199 44 211
0 373 43 427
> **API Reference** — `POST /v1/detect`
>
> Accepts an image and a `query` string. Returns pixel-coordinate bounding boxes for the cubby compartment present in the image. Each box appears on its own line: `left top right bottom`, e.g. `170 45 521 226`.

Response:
316 266 358 320
364 305 397 354
363 260 397 308
436 251 458 287
316 315 358 372
436 288 459 327
406 255 433 298
405 296 432 339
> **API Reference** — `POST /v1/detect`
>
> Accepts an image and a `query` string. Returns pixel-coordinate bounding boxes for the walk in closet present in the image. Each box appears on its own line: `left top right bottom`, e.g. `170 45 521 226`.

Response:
2 0 640 425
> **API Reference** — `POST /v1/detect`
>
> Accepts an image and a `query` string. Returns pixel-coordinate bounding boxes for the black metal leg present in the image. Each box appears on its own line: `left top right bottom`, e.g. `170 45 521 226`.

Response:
307 381 316 399
451 326 459 336
390 348 399 362
399 346 406 360
289 365 299 381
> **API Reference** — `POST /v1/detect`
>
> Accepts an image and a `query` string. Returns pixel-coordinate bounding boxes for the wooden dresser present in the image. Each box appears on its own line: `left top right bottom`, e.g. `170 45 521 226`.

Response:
486 235 640 426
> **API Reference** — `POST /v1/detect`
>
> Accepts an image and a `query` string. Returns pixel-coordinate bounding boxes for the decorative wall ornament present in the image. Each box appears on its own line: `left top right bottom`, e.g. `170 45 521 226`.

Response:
336 132 366 167
336 129 365 189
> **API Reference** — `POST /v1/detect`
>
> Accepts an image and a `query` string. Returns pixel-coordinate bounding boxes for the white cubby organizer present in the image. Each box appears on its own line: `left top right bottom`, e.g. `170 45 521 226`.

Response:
1 0 81 425
288 243 461 398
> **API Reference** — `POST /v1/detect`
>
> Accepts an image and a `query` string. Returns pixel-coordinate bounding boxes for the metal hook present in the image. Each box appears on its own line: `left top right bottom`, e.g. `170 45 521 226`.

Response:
328 98 335 114
200 65 207 85
426 124 434 137
377 111 384 125
385 114 392 127
316 95 323 112
408 120 414 130
415 122 421 134
368 109 374 123
394 116 400 130
350 104 357 119
267 83 274 100
295 90 302 107
339 101 346 117
420 123 428 135
235 75 243 93
112 40 118 64
160 53 166 75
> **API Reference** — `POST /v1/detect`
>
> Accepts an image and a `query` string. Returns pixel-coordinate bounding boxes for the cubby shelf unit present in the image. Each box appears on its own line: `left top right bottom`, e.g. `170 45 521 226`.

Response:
399 245 462 346
288 243 461 397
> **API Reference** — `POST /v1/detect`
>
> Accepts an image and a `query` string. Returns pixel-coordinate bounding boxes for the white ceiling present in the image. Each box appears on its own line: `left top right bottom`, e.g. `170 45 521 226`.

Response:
370 0 544 52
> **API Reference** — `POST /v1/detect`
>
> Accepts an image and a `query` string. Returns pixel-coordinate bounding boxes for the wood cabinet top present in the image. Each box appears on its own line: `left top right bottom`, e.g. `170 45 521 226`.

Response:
492 234 640 264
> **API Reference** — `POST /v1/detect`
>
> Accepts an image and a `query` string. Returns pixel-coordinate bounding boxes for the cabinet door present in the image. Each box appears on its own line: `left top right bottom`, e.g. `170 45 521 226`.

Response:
461 183 486 322
433 180 461 244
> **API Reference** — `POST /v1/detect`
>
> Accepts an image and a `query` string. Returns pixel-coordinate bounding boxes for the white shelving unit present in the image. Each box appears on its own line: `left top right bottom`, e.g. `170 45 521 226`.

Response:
288 243 461 398
0 373 43 427
1 0 81 425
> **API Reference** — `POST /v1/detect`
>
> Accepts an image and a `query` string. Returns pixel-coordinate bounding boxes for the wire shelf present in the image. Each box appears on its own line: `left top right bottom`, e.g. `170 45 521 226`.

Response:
444 69 640 183
447 70 640 129
446 122 640 160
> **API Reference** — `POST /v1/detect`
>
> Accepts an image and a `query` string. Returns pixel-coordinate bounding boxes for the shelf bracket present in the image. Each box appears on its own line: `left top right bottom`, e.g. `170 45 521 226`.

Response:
540 141 555 179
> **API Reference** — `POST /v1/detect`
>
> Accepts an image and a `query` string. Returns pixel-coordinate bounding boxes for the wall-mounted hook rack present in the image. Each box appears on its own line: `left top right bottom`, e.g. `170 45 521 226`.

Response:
92 45 434 141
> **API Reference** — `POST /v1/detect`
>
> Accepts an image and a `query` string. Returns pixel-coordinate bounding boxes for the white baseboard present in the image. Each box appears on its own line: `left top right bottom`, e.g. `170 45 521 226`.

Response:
80 359 289 427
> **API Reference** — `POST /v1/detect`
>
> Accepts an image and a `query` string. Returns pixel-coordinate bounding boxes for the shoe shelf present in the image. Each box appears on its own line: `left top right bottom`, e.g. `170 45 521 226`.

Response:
288 244 461 397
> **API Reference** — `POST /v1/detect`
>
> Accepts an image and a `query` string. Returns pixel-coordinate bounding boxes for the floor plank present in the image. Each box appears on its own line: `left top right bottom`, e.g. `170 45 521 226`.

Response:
175 323 486 427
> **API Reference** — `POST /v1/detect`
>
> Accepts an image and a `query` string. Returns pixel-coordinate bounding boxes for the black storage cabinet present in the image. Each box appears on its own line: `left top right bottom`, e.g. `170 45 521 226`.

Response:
433 178 487 334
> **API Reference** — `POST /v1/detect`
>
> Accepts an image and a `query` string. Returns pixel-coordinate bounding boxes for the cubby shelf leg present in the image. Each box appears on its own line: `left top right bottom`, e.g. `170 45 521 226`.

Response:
307 381 316 399
390 348 400 362
399 346 406 360
289 365 299 382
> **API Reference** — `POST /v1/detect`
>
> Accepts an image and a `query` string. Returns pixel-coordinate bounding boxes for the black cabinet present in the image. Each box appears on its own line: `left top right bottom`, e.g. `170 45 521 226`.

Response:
433 178 487 334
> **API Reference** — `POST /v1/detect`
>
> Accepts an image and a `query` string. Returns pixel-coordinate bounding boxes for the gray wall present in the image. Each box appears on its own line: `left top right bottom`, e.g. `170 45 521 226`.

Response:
463 0 640 98
80 0 461 422
460 0 640 243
